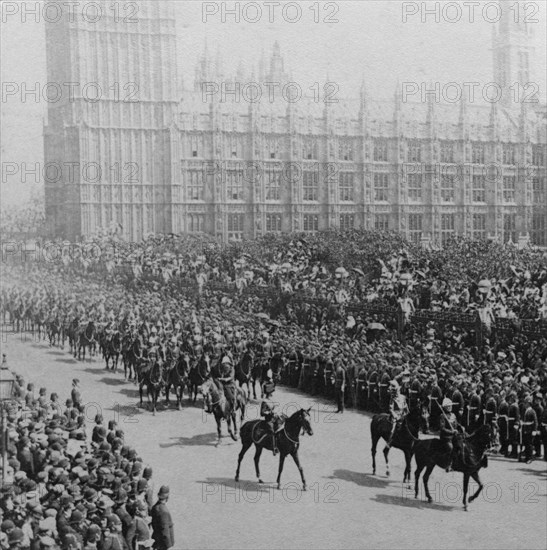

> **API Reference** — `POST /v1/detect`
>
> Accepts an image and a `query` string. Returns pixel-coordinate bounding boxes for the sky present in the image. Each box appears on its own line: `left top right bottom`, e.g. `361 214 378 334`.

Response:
1 0 546 205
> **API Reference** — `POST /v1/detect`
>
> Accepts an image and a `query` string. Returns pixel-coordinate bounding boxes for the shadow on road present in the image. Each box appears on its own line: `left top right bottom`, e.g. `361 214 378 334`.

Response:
98 377 127 386
46 350 66 356
55 358 78 365
160 432 219 447
326 469 392 489
196 477 273 494
371 493 455 512
514 467 547 479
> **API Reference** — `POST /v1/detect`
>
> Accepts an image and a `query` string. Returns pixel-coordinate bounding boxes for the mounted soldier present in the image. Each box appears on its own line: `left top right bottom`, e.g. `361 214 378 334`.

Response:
385 380 409 450
408 377 422 411
439 397 464 472
260 373 283 455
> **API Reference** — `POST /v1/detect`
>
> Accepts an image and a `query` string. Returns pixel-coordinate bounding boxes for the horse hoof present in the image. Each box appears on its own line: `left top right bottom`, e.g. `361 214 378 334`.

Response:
386 471 390 477
427 497 432 504
258 479 263 484
463 505 468 511
277 483 281 490
302 485 307 492
235 477 239 482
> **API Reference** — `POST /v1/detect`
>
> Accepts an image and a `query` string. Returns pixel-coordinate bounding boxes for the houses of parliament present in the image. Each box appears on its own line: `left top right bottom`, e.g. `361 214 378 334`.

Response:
44 1 547 246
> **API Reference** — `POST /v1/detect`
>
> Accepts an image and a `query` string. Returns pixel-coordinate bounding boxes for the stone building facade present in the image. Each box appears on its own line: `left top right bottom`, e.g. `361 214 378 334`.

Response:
44 1 547 245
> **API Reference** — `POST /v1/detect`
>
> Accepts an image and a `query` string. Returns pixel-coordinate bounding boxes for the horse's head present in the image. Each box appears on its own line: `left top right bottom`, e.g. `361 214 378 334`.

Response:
297 408 314 437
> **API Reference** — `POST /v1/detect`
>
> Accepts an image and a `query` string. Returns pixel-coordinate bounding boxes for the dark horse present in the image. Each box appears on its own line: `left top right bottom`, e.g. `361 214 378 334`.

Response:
138 357 164 415
77 321 97 361
123 335 143 382
188 353 211 402
235 351 253 395
370 405 430 482
165 353 190 410
105 331 123 371
235 408 314 490
201 378 247 445
413 425 493 510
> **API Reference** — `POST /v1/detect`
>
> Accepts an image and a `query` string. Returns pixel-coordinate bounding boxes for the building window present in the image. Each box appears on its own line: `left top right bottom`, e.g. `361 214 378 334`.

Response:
532 145 545 167
375 214 389 231
190 135 201 158
266 214 282 232
532 177 545 204
407 141 422 163
440 175 455 202
502 144 516 165
532 213 546 246
303 214 319 232
339 173 354 201
472 213 486 240
440 213 455 245
374 173 389 201
340 214 354 231
408 213 422 244
472 174 486 202
503 213 517 243
227 214 244 240
302 138 317 160
188 214 204 233
373 140 388 162
339 139 353 161
187 171 204 201
265 169 281 201
227 170 244 201
440 141 455 163
303 171 319 201
472 143 485 164
408 174 422 202
503 176 516 202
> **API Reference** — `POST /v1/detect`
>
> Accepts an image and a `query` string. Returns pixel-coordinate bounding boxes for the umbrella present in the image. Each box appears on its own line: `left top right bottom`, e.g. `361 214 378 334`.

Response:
352 268 365 277
335 267 349 278
368 322 386 330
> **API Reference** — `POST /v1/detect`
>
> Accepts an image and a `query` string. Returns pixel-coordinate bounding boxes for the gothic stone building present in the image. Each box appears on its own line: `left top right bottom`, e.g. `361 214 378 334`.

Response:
44 2 547 245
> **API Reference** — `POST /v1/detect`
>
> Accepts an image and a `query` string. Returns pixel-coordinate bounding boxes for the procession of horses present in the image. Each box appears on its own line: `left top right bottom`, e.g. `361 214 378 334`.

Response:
1 288 500 512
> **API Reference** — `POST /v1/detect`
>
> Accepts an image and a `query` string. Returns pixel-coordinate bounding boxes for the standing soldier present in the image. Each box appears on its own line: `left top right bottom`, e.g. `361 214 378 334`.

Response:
532 392 544 459
151 486 174 550
408 377 422 412
521 395 538 463
429 378 443 432
483 389 498 447
497 391 509 456
540 394 547 462
357 363 368 410
367 368 379 413
332 358 347 414
507 392 521 459
467 385 482 433
450 383 465 425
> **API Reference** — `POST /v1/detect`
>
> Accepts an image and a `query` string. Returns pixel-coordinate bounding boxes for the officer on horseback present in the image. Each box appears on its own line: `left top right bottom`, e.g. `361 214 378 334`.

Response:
439 397 464 472
260 378 281 455
385 380 408 450
217 354 236 409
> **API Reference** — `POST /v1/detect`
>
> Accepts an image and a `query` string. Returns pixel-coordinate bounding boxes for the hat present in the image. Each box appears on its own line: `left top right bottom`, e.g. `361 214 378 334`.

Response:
442 398 453 408
1 520 15 531
8 529 24 544
39 535 55 548
158 485 170 499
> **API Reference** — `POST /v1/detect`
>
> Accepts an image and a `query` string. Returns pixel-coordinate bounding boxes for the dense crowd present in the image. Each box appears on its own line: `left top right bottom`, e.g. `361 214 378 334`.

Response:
0 361 175 550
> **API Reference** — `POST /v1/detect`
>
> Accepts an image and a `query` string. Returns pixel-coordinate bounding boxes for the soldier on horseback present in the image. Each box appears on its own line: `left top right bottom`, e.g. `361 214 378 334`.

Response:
385 380 408 450
260 379 282 455
439 397 464 472
216 354 236 410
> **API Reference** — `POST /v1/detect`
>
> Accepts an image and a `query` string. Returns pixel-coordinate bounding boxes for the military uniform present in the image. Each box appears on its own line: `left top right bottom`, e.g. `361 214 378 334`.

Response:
507 398 521 458
467 392 482 433
429 384 443 431
450 388 465 424
151 501 174 550
497 398 509 455
521 404 538 463
333 362 346 413
408 379 422 411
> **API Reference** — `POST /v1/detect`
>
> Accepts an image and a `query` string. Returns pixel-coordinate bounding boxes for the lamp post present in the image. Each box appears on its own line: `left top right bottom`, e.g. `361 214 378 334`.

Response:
0 355 16 486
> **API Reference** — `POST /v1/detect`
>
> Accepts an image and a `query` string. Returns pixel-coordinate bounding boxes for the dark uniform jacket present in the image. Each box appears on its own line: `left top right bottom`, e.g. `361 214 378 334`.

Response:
151 502 174 549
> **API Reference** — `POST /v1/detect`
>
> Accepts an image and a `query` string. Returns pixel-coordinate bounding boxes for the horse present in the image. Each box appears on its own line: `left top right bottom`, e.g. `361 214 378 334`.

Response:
370 404 430 483
105 331 123 371
200 378 247 445
413 425 494 510
250 356 264 400
77 321 97 360
123 334 143 382
138 357 164 415
47 316 63 347
235 350 253 394
67 318 80 356
165 353 190 410
188 353 211 402
235 408 314 490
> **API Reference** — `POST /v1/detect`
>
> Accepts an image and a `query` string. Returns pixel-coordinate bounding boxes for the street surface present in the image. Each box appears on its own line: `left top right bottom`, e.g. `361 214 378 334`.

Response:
2 327 546 550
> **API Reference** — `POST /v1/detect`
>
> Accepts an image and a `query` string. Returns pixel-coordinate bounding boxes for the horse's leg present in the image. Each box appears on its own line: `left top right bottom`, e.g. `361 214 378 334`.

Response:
383 444 390 477
422 464 435 504
235 440 252 482
462 472 470 511
414 462 425 499
468 471 483 506
165 382 170 406
276 453 286 490
371 433 379 475
403 450 412 485
215 414 222 446
254 446 264 483
230 409 238 440
291 451 307 491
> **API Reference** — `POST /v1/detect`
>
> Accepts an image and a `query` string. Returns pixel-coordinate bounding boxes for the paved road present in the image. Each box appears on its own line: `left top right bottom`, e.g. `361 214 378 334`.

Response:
1 327 546 550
